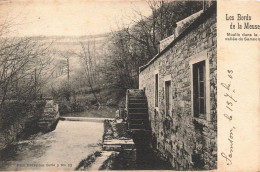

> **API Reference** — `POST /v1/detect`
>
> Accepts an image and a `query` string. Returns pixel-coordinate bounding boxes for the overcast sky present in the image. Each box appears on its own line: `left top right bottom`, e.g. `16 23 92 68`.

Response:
0 0 152 37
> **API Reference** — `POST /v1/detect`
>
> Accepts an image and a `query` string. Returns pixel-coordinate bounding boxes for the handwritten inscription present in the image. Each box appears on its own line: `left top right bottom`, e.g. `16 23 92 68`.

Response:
221 70 237 166
221 126 236 165
221 70 237 121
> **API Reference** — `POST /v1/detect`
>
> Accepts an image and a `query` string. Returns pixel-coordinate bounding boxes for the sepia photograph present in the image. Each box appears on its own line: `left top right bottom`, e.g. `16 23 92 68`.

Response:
0 0 218 171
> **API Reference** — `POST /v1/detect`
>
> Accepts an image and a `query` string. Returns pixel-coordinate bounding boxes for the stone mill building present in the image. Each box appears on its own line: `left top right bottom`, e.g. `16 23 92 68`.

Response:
136 2 217 170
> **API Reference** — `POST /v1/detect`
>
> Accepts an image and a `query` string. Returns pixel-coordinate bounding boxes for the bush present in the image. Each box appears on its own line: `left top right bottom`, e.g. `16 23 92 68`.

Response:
58 100 85 115
57 101 71 115
0 101 45 130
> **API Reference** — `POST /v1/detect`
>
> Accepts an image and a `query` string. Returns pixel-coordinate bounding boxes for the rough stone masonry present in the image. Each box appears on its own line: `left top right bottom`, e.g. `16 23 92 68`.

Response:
139 3 217 170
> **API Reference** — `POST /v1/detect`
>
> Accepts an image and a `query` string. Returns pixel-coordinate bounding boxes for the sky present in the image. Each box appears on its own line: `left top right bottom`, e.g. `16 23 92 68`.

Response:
0 0 152 37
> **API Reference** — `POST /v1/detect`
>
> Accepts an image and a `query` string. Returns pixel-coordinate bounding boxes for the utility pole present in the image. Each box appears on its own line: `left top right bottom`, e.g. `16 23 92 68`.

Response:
66 56 71 101
67 57 70 83
35 68 37 99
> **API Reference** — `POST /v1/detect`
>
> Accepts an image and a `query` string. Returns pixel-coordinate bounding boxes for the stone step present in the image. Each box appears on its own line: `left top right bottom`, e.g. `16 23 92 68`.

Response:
128 99 147 104
128 113 148 119
128 96 146 100
128 103 147 108
129 124 146 129
130 129 150 134
129 119 148 125
128 108 147 113
103 139 135 151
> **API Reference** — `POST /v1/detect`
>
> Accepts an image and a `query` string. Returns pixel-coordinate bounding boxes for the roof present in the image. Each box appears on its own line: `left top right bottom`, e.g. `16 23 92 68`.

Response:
139 3 216 73
159 10 203 52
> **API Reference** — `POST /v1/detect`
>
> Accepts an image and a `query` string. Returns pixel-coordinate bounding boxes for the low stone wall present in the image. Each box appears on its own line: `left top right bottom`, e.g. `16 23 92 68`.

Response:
102 119 136 169
0 101 45 150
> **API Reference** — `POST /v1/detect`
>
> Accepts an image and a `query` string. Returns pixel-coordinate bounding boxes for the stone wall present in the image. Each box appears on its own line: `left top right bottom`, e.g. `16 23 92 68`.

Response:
139 6 217 170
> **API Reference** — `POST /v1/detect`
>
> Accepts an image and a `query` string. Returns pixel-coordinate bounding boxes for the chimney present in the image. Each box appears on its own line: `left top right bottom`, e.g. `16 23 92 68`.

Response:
203 0 214 11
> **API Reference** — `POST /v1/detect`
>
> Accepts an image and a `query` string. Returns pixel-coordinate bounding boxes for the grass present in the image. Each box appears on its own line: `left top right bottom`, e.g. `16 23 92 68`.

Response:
58 86 126 118
75 151 102 170
74 87 125 107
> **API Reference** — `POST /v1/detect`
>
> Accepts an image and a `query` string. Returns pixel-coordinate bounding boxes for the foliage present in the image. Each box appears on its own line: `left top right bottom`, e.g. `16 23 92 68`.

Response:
101 1 203 90
0 23 54 105
0 100 45 130
76 40 103 105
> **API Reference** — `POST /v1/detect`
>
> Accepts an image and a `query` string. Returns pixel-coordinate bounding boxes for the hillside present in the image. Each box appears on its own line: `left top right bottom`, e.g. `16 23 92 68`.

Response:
33 1 204 115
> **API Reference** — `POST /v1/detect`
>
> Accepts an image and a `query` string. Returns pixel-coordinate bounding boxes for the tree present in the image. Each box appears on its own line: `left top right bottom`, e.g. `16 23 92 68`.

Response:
76 39 102 106
0 23 54 105
57 50 75 101
101 1 203 91
100 31 139 90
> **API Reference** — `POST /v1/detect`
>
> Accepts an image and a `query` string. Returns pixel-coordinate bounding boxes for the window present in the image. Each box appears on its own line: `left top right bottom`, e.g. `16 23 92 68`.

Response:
193 61 206 119
190 51 210 121
165 80 171 116
155 73 159 107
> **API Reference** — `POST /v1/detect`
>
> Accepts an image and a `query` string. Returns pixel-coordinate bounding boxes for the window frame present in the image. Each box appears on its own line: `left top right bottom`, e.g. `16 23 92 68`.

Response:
193 60 206 118
154 70 159 110
164 75 172 117
189 51 210 121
